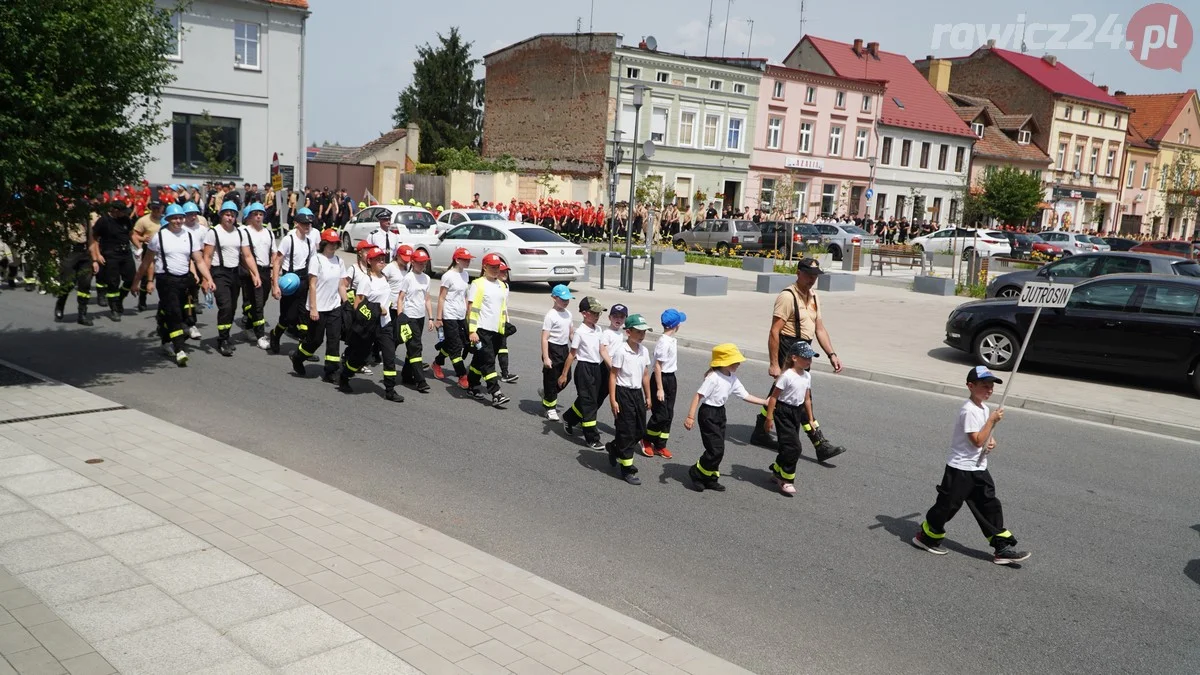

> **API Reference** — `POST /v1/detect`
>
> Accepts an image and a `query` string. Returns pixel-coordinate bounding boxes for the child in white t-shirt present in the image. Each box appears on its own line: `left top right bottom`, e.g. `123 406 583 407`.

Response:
540 285 575 420
606 314 652 485
764 341 820 495
911 366 1031 565
642 308 686 459
683 343 768 492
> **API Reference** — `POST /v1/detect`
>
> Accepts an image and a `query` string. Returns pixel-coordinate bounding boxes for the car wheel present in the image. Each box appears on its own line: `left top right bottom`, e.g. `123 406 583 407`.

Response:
341 233 352 252
829 244 843 261
961 246 974 261
973 326 1019 371
673 239 686 249
716 241 730 254
996 286 1021 299
1060 250 1072 257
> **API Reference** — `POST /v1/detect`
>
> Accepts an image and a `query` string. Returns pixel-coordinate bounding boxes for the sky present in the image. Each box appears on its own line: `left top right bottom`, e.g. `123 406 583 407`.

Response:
304 0 1199 147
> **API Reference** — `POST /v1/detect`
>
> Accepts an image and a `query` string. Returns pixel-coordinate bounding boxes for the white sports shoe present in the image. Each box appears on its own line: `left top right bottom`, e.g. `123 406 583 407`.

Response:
257 335 271 350
187 326 202 340
546 409 560 421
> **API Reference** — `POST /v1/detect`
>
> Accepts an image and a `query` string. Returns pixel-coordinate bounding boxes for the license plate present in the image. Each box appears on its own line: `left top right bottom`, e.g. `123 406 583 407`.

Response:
553 266 575 275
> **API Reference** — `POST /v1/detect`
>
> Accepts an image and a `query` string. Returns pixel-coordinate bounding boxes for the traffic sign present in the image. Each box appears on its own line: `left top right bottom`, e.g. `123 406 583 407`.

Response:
1017 281 1073 308
271 174 283 191
865 188 874 200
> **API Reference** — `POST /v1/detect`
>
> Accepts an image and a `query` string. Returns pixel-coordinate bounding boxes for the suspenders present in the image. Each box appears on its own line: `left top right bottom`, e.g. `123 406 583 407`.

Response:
157 229 194 275
287 233 311 273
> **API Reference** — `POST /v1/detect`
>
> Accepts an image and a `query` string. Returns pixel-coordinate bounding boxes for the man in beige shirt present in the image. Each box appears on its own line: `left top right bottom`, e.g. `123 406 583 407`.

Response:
131 201 164 310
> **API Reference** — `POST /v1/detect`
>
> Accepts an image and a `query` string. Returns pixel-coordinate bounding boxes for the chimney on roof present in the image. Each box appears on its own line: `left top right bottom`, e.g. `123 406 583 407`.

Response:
867 41 880 57
1099 85 1109 93
1043 54 1058 66
852 38 864 56
986 39 996 49
1115 89 1127 96
926 59 952 93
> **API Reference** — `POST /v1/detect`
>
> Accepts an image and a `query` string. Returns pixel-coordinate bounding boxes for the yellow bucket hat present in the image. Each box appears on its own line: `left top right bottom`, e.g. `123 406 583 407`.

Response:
710 343 745 368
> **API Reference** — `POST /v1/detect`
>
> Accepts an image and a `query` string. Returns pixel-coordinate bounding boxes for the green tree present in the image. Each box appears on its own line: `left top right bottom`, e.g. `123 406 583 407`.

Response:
393 27 483 162
192 111 235 177
0 0 178 283
1161 149 1200 226
979 167 1044 226
432 147 516 174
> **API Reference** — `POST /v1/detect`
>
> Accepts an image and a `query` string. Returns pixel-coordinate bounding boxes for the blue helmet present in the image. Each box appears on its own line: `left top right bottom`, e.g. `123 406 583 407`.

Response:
161 203 186 224
294 207 315 224
219 200 239 214
242 203 265 219
182 201 200 214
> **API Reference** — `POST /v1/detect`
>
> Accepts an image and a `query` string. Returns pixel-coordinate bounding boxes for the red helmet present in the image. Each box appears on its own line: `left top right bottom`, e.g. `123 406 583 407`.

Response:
355 240 374 252
482 252 503 267
452 247 474 261
395 244 414 261
365 246 387 261
320 229 340 244
410 249 430 263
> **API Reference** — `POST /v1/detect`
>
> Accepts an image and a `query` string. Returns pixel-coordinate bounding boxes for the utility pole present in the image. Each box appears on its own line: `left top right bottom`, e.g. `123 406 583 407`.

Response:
589 0 594 31
704 0 714 56
799 0 807 38
721 0 733 57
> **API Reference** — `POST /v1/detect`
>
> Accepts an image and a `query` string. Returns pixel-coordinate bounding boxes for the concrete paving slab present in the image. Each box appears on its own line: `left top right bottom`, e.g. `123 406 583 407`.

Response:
0 489 29 516
176 574 305 630
93 525 207 566
61 504 164 539
0 512 66 546
95 617 243 675
0 470 95 498
28 488 128 519
18 557 143 606
137 549 256 595
56 585 190 643
278 638 422 675
0 532 104 574
227 605 360 668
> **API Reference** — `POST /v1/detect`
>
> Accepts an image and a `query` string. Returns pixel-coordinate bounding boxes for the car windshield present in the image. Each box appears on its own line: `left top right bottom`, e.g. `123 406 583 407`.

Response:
735 220 758 232
1089 236 1106 245
1015 234 1042 243
795 224 819 234
985 231 1007 238
396 212 435 228
841 225 870 235
1173 261 1200 277
464 212 503 221
510 227 570 243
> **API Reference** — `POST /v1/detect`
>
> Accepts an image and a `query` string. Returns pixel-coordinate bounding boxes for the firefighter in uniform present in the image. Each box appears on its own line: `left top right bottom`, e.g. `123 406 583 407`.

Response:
90 201 136 322
131 200 164 311
290 229 349 382
181 201 209 339
366 210 398 261
203 201 258 357
465 253 512 408
268 207 319 353
54 216 95 326
238 203 275 349
560 297 608 450
339 246 403 402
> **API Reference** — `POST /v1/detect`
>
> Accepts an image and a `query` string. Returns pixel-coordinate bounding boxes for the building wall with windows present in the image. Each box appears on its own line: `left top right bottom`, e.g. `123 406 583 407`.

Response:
748 65 884 219
146 0 308 189
869 126 973 224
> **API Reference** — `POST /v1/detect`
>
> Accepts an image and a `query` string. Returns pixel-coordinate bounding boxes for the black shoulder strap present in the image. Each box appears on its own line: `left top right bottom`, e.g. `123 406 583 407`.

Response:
157 229 167 275
240 227 255 263
786 286 803 338
287 233 296 272
213 227 225 268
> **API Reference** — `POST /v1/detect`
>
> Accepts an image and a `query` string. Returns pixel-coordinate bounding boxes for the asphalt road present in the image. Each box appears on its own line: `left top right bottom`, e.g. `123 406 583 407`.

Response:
2 284 1198 675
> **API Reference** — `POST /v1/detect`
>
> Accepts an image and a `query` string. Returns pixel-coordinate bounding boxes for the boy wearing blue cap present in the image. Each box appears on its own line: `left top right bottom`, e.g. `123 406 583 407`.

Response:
540 284 575 420
911 366 1031 565
642 308 686 458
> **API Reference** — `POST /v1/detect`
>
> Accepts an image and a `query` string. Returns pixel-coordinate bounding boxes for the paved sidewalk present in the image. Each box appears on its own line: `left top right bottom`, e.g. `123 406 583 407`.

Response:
504 266 1200 442
0 366 753 675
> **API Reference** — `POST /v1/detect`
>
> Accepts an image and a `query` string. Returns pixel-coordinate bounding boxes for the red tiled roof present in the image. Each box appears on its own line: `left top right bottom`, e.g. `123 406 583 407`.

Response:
265 0 309 8
1115 91 1194 144
984 48 1127 109
801 36 975 138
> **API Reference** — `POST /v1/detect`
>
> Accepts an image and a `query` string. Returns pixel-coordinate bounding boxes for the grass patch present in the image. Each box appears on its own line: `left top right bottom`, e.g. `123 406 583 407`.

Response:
685 252 744 268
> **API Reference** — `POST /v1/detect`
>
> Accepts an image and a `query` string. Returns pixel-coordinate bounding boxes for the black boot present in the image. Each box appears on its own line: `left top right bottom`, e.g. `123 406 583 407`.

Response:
216 339 234 357
808 426 847 463
54 296 67 321
268 328 282 355
108 299 121 322
76 299 93 326
385 388 404 403
289 350 306 376
337 371 353 393
749 414 776 448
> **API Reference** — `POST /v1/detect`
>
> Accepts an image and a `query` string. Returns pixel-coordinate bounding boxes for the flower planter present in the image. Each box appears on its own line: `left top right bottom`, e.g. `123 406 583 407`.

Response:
814 253 833 269
913 275 957 296
653 250 686 265
930 253 957 269
817 272 855 292
741 257 775 273
684 275 728 297
755 273 793 294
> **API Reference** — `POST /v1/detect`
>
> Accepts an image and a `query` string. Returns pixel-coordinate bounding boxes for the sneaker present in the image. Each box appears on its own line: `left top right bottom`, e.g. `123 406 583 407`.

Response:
563 422 577 436
468 388 484 400
993 547 1031 565
361 366 374 375
216 341 234 358
257 336 271 350
546 409 560 421
622 472 642 486
586 440 605 451
187 326 202 340
500 373 519 383
911 534 948 555
640 440 655 458
657 447 673 459
458 375 470 389
175 350 189 367
417 383 431 394
492 392 510 408
773 476 796 496
431 363 445 380
385 390 405 403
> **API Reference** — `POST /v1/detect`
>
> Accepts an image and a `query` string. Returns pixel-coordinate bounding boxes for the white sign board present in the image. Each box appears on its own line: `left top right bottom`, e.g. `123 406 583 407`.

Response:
784 156 825 171
1018 281 1073 308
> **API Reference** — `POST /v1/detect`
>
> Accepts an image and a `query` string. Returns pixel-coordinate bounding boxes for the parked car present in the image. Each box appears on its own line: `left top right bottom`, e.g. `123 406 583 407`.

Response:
672 219 763 252
436 209 505 227
985 251 1200 298
339 205 439 252
1038 231 1102 255
1088 236 1112 252
909 227 1012 260
811 222 878 261
758 221 823 257
420 221 584 284
1102 237 1139 251
946 274 1200 394
1002 232 1063 260
1130 239 1200 259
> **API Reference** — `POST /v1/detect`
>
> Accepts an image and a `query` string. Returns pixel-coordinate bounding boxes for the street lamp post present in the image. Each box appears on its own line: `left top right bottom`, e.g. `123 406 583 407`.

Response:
623 83 649 291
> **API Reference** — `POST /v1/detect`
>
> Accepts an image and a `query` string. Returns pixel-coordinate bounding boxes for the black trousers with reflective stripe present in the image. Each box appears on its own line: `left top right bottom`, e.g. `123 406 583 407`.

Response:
211 267 240 341
771 401 805 481
435 318 468 377
924 466 1014 548
756 335 806 429
184 274 199 327
272 270 309 333
101 254 135 306
400 316 426 386
298 308 343 376
240 265 270 337
606 386 646 469
467 328 502 395
541 342 570 409
562 361 605 444
496 331 511 375
155 273 190 350
56 246 92 306
696 405 728 476
644 372 677 449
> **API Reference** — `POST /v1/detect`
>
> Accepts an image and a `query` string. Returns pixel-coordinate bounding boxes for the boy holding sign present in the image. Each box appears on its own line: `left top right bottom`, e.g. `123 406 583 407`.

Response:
911 366 1031 565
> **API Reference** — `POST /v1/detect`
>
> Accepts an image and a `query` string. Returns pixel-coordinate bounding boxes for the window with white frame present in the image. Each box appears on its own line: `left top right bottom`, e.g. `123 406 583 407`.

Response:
727 117 744 151
828 125 843 157
937 144 948 170
1106 149 1116 176
1081 109 1089 123
773 80 784 99
971 122 984 138
703 112 721 148
650 107 669 144
766 117 782 150
1182 130 1192 143
626 66 641 79
799 122 813 153
1073 145 1083 171
1160 166 1168 190
834 91 846 108
173 113 240 175
234 21 260 68
1142 162 1150 188
1127 159 1136 188
1057 143 1067 170
709 79 723 91
854 129 868 158
1097 112 1106 127
955 147 966 173
679 110 697 147
619 103 636 136
1114 114 1122 128
805 86 816 104
1063 105 1073 119
167 12 182 58
733 83 746 94
861 95 872 113
1089 146 1099 173
1017 129 1031 144
880 137 893 164
656 71 669 83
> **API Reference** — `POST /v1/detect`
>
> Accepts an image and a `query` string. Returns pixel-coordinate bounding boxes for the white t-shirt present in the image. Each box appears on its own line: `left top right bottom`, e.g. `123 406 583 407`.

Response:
611 341 650 389
400 271 430 318
367 228 398 257
353 273 393 327
542 308 572 345
383 262 406 309
279 230 317 272
601 325 625 361
468 277 507 333
239 225 275 267
570 323 604 363
440 269 469 320
947 400 990 471
654 334 678 374
307 254 349 312
773 369 811 407
203 225 244 269
148 227 199 276
697 370 750 408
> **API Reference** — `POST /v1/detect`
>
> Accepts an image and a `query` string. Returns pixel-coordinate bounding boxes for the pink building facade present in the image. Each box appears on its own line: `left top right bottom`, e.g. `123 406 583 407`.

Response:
748 64 885 220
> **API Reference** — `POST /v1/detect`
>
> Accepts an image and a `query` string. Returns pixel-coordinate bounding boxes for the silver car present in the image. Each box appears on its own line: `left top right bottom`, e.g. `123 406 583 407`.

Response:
985 251 1200 298
812 222 879 261
1039 231 1101 255
673 219 762 253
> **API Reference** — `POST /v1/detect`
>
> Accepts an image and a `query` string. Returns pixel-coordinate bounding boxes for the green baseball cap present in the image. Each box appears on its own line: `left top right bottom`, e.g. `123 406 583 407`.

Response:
624 314 652 331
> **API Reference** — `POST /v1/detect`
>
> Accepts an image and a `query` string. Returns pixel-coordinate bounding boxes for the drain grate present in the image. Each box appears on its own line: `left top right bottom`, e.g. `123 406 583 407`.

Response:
0 406 129 426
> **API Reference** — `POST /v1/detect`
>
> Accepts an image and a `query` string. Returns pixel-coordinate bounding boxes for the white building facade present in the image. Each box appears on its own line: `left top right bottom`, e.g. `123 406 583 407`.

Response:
871 126 974 224
147 0 308 188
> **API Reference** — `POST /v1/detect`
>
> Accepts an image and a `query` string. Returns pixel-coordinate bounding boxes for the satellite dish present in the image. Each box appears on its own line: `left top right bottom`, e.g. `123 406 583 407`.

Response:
642 140 656 159
645 35 658 51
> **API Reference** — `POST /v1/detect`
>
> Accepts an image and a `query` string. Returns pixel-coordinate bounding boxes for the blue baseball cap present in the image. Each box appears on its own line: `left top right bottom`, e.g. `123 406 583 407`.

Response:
550 284 573 301
609 303 629 316
967 365 1003 384
788 341 820 359
661 308 686 328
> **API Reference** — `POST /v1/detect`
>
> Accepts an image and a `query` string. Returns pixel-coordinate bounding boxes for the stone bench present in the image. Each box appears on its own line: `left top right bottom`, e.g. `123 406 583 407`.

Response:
817 273 855 292
741 257 775 273
913 275 956 296
653 250 685 265
755 273 793 294
684 275 728 297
